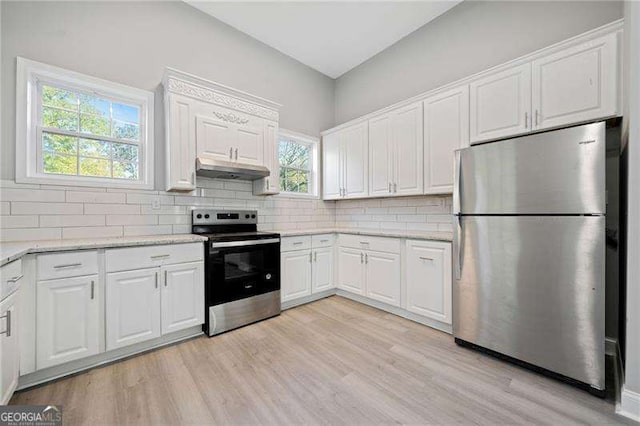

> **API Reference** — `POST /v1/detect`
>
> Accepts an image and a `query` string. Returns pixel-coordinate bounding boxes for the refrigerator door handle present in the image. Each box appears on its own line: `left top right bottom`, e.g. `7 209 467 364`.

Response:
453 150 461 214
455 215 463 280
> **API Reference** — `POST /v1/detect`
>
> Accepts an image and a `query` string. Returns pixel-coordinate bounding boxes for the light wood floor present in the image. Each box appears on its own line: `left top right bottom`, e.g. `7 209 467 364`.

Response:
11 296 634 425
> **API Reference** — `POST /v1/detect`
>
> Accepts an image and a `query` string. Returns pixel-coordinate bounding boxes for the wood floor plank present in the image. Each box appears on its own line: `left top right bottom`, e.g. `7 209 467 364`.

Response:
10 296 634 425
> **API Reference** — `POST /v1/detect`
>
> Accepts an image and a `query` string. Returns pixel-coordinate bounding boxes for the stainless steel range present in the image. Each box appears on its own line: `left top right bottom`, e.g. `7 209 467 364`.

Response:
192 209 281 336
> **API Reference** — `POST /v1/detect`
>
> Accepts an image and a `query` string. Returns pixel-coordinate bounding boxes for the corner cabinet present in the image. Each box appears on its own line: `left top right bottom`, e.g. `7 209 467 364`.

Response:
163 68 281 194
0 291 20 405
322 122 368 200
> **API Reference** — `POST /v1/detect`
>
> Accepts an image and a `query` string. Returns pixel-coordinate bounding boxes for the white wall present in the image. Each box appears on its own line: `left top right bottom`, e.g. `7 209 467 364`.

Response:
333 0 624 124
0 1 335 185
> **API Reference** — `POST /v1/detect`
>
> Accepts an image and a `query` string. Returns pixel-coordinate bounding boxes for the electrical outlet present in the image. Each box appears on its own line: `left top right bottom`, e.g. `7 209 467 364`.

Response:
152 197 161 210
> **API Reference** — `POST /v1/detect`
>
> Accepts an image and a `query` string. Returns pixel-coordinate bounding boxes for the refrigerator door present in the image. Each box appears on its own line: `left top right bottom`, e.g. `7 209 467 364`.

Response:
453 215 605 390
454 122 605 215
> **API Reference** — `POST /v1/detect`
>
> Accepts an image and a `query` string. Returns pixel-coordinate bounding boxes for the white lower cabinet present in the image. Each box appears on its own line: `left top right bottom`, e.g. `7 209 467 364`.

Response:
281 250 312 302
365 251 401 306
161 262 205 334
405 240 452 324
312 247 334 293
337 247 365 295
1 291 20 405
106 268 161 351
36 275 100 369
281 236 335 304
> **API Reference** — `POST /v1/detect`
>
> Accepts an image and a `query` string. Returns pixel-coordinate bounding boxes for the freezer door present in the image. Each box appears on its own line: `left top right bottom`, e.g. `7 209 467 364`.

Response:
453 215 605 390
454 122 605 214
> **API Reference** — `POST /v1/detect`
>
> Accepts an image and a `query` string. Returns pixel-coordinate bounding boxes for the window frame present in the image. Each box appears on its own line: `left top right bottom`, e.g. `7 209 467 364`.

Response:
16 57 155 189
277 129 319 199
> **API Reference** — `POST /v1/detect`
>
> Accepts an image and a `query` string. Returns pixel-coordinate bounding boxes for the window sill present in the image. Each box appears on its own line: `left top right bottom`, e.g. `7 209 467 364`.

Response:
275 191 319 200
16 174 154 190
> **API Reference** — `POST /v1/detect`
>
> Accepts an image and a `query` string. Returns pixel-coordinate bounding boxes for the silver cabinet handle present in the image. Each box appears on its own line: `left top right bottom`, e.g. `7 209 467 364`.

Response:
90 280 95 300
320 239 329 243
164 270 168 287
266 180 270 190
191 171 195 184
7 275 23 284
389 182 392 193
293 241 303 246
535 109 540 127
419 256 434 261
360 252 364 264
365 253 368 264
150 254 170 259
359 241 369 245
235 148 238 160
525 111 529 129
229 147 233 159
155 272 159 289
0 310 11 337
54 263 81 269
314 251 317 262
393 183 397 193
309 251 313 263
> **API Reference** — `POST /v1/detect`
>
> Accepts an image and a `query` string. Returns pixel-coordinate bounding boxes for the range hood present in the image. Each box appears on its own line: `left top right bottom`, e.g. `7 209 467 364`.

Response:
196 157 270 180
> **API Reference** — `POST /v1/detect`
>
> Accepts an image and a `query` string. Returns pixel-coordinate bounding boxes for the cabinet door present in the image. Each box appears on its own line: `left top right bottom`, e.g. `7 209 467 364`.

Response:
106 268 161 351
337 247 365 295
254 121 280 195
392 102 424 196
161 262 204 335
322 132 342 200
405 240 452 324
368 114 393 197
0 291 19 405
281 250 312 302
166 94 196 191
236 125 264 165
37 275 100 369
312 247 334 293
532 33 618 131
470 63 532 144
365 251 401 307
196 115 235 161
343 123 369 198
424 86 470 194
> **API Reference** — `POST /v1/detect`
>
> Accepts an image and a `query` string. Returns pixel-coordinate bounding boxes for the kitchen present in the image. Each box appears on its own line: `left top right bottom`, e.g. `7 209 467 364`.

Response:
1 1 639 424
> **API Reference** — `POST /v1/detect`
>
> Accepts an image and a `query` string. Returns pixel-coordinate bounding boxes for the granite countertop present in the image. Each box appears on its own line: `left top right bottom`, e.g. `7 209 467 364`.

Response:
0 234 207 266
277 228 453 242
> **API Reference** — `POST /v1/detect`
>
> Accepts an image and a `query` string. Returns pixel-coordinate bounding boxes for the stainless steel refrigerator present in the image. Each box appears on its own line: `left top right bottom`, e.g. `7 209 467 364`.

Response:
453 121 605 395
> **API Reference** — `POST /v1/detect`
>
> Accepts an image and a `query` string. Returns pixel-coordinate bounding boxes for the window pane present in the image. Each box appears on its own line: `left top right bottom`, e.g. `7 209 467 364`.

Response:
112 103 139 123
299 171 310 193
279 140 310 169
113 143 138 162
43 153 77 175
113 161 138 180
78 93 110 118
112 120 140 141
42 106 78 131
42 133 77 155
79 139 111 158
279 168 287 192
79 157 111 177
42 85 77 111
80 113 111 137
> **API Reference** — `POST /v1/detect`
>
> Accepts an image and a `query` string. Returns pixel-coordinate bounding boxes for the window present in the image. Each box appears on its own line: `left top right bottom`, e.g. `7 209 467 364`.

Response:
16 58 154 189
278 130 318 197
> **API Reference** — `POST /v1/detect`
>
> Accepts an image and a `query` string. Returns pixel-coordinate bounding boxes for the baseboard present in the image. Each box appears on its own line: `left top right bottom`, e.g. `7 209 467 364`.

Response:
619 386 640 422
17 326 203 391
282 289 336 310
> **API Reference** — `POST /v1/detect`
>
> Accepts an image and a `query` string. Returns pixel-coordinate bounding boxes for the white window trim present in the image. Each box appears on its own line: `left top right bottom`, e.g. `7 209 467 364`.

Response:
276 128 319 199
16 57 155 189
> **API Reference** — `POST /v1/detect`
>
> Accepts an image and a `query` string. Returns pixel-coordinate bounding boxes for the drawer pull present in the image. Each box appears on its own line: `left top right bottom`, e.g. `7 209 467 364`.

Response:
155 272 159 289
6 274 23 284
164 270 168 287
0 310 11 337
90 281 95 300
150 254 170 259
293 242 304 245
365 253 368 264
320 239 329 243
54 263 82 269
359 241 370 245
360 252 364 264
419 256 434 261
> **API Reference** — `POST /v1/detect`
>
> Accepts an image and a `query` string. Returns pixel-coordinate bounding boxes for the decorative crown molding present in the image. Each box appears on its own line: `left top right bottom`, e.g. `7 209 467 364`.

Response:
165 77 279 122
212 110 249 125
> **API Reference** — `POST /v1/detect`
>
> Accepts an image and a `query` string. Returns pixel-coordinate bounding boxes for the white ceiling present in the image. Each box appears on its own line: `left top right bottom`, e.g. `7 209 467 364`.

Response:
186 1 462 79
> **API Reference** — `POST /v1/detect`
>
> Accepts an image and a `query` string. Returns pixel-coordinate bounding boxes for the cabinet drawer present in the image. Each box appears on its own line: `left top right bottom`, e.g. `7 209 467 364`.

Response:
312 234 335 248
38 251 98 281
281 236 312 252
1 259 23 300
106 243 204 273
338 234 401 254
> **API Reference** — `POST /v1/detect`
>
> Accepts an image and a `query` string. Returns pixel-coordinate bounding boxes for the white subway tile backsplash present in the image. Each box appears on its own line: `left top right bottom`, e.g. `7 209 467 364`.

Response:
0 215 39 228
12 202 83 215
0 188 65 202
85 204 140 215
1 227 62 241
123 225 173 236
62 226 123 239
40 215 106 227
0 202 9 215
106 215 158 226
66 191 125 204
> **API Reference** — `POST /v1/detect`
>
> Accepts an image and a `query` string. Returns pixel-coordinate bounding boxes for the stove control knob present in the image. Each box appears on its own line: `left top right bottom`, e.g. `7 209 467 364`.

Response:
251 214 256 219
204 214 210 219
196 214 202 219
245 214 250 219
265 273 272 280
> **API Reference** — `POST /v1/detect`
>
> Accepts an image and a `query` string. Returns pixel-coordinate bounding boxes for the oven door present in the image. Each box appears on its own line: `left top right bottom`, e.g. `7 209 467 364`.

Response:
207 239 280 306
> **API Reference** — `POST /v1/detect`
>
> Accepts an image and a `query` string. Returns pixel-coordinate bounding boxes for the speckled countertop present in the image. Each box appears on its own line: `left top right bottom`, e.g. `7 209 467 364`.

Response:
277 228 453 242
0 234 207 266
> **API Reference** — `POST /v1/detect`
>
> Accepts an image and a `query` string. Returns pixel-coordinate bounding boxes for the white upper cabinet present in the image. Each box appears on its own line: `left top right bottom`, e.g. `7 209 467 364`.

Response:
164 68 281 193
392 102 423 196
531 33 619 131
423 86 470 194
165 94 196 192
323 122 368 199
368 114 393 197
470 63 532 144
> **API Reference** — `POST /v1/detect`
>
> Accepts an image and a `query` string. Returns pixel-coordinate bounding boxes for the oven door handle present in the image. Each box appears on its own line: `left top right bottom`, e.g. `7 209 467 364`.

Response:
209 238 280 249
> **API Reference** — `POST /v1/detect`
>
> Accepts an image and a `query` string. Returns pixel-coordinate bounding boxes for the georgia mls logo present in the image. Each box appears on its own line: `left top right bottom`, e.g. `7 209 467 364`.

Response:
0 405 63 426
